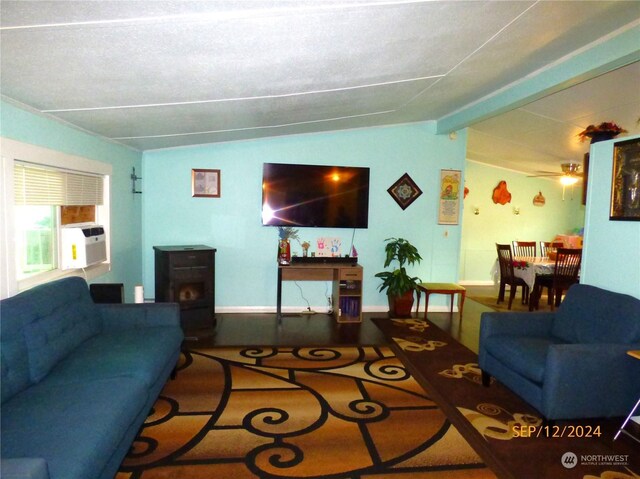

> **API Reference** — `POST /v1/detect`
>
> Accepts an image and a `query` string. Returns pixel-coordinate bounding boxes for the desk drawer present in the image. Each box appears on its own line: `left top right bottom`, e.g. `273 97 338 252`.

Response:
281 268 333 281
340 268 362 281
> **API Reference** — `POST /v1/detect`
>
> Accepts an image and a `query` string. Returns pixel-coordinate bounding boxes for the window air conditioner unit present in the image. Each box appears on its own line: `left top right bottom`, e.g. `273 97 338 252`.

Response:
61 225 107 270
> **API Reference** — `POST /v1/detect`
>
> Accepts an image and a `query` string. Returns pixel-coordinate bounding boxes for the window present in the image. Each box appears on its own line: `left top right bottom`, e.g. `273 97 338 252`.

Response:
14 162 106 280
15 205 57 279
0 138 112 297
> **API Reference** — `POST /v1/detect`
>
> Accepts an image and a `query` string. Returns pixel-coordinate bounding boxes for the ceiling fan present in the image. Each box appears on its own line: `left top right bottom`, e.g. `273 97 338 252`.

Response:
527 162 583 185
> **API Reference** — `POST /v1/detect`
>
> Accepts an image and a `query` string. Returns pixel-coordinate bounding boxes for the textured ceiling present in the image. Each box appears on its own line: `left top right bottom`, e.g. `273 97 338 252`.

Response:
1 0 639 170
468 61 640 176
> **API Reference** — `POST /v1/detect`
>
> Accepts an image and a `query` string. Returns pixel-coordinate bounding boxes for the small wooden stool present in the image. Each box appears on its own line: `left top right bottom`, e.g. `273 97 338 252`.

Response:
416 283 466 322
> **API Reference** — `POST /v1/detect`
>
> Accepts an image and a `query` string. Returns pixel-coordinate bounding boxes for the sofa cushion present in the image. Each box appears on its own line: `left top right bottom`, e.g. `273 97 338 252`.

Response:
1 287 38 403
14 277 103 382
1 377 147 479
0 338 31 405
484 335 567 384
553 284 640 344
44 327 183 388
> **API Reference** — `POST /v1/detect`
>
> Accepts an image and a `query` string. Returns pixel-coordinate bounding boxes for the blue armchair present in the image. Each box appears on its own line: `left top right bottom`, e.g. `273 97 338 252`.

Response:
479 284 640 420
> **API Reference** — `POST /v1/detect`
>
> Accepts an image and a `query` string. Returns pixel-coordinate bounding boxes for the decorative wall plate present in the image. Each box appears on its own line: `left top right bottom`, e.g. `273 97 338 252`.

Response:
492 180 511 205
388 173 423 210
533 191 546 207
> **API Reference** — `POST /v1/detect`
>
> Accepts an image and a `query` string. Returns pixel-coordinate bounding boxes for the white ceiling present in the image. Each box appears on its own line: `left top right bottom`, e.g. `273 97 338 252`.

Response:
1 0 639 174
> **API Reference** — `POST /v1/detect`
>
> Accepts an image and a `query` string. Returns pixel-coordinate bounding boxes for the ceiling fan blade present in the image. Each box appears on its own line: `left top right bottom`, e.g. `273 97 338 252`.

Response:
526 173 562 177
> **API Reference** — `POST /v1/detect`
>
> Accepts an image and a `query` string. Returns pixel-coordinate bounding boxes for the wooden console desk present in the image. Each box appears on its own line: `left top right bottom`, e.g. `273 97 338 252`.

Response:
277 263 363 324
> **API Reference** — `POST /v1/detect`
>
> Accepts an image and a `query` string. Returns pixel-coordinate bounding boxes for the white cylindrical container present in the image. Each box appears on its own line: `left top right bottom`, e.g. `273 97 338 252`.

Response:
134 285 144 303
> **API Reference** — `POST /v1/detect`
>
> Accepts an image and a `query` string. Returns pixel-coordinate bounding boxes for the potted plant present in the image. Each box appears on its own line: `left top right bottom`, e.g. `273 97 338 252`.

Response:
375 237 422 317
578 121 627 144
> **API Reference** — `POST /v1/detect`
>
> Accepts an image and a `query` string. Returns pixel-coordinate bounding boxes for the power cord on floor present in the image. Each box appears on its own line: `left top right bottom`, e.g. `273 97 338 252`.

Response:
325 282 333 314
295 281 316 314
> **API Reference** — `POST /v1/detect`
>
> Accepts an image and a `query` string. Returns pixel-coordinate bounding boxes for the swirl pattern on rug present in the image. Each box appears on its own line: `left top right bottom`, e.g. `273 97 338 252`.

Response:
117 346 494 478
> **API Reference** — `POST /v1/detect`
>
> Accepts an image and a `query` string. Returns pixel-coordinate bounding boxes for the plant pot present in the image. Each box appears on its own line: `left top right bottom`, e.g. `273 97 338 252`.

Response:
388 290 414 318
589 132 617 144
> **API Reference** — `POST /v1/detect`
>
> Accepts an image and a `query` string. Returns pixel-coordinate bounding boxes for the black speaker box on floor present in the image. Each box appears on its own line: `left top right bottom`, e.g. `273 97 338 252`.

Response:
89 283 124 304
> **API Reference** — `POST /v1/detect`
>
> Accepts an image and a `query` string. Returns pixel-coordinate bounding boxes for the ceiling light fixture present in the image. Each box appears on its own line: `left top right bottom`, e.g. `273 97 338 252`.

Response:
560 175 579 186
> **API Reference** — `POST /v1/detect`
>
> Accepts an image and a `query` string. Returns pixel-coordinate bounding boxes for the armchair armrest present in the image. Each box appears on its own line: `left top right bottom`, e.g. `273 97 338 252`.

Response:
542 343 640 419
97 302 181 331
480 311 555 342
1 458 49 479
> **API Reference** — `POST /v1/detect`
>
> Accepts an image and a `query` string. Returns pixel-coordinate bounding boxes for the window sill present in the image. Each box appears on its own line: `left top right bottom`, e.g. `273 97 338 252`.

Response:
18 262 111 293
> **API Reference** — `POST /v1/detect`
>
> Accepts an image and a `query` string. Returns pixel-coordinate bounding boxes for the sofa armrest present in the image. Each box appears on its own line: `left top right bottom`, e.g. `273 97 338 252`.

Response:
1 458 49 479
480 311 555 342
97 303 181 331
542 343 640 419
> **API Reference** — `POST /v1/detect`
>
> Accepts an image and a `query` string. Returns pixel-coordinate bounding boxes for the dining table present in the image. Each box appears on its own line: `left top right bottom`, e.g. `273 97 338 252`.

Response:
492 255 555 290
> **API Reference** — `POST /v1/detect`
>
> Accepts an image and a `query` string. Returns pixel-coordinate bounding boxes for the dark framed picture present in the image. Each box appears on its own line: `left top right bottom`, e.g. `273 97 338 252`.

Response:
610 138 640 221
192 169 220 198
387 173 422 210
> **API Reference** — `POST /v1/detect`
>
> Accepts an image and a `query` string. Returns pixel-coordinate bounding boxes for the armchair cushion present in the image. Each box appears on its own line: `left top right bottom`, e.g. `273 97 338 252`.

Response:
553 284 640 344
543 343 640 419
483 336 567 384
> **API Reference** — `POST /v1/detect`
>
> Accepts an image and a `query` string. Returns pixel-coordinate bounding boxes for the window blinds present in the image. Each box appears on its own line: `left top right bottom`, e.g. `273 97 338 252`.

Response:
14 163 104 206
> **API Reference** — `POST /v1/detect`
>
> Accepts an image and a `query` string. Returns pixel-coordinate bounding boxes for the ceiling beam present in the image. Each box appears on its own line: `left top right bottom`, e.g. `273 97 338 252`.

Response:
436 22 640 135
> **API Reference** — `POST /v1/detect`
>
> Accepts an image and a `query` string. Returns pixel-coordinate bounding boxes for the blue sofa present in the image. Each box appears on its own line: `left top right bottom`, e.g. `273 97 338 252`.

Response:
479 284 640 420
1 277 184 479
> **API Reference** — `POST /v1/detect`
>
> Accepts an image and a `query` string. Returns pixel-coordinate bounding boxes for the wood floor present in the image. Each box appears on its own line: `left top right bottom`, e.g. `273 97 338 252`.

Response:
185 285 498 354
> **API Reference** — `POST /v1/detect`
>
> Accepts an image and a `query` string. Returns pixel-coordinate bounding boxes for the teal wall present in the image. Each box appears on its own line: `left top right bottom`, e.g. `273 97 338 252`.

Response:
0 100 144 302
582 134 640 299
142 123 467 311
3 100 637 306
460 160 585 283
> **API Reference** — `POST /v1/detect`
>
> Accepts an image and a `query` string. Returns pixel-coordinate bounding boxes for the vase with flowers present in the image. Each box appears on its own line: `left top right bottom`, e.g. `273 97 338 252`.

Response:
277 227 299 265
578 122 627 144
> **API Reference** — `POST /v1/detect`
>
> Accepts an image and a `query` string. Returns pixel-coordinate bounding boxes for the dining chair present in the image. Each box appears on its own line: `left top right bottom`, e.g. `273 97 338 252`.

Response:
537 241 564 305
530 248 582 310
539 241 563 258
512 240 537 257
496 243 529 309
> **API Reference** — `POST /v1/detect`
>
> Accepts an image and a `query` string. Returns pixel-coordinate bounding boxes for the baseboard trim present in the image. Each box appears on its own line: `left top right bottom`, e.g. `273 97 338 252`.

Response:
215 305 458 314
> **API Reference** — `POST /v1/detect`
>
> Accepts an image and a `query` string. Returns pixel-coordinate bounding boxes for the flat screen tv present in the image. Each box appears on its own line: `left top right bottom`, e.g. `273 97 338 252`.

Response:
262 163 370 228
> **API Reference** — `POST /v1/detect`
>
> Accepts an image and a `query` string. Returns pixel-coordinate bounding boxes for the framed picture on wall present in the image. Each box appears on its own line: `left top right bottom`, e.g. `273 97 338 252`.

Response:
387 173 422 210
610 138 640 221
192 169 221 198
438 169 461 225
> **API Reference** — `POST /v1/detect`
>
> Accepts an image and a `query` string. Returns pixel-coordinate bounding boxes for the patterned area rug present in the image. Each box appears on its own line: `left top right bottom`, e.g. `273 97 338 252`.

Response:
116 346 497 478
373 317 640 479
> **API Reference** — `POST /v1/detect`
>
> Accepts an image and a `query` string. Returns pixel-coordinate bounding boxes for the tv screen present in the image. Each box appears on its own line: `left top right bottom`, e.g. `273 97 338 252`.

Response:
262 163 370 228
